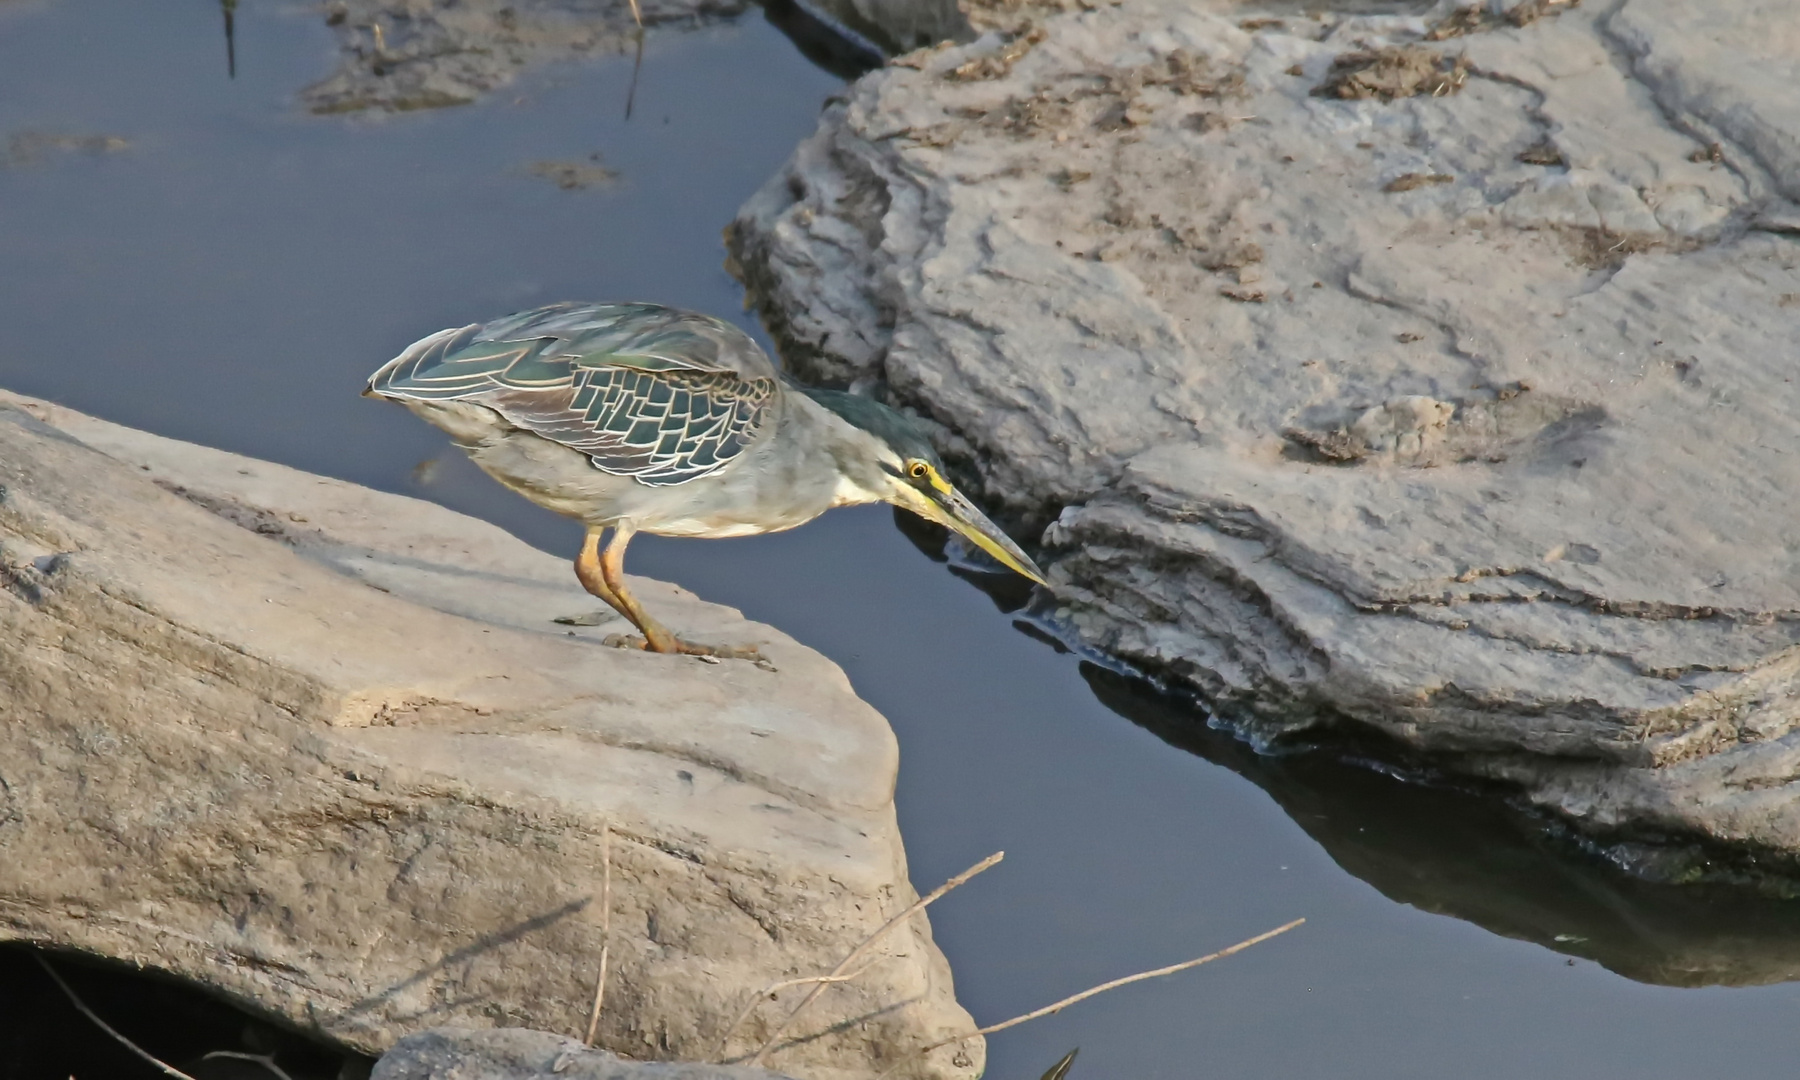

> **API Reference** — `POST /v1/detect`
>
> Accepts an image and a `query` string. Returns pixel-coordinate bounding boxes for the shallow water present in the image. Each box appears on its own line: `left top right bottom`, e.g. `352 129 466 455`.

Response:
4 3 1800 1079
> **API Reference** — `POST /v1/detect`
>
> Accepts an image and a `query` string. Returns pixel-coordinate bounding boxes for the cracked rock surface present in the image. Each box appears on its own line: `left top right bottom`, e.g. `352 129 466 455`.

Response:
0 392 979 1080
731 0 1800 868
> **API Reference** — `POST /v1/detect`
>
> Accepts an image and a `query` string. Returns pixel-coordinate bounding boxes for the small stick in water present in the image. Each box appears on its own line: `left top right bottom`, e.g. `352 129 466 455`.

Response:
880 918 1307 1076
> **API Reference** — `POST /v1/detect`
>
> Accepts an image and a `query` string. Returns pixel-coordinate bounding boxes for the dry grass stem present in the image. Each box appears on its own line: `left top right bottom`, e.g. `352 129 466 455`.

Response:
712 959 888 1058
33 953 200 1080
883 917 1306 1075
584 823 614 1046
744 850 1005 1065
626 0 643 26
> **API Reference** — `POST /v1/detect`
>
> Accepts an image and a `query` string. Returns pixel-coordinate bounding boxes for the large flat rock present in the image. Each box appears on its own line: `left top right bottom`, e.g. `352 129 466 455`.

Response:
730 0 1800 872
0 392 980 1080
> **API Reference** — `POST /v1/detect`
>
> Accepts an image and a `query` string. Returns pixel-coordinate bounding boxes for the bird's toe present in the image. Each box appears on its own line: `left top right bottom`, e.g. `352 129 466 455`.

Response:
599 632 763 663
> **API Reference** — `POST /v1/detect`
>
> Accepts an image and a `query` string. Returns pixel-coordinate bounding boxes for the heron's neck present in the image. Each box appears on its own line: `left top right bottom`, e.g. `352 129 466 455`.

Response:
786 393 895 508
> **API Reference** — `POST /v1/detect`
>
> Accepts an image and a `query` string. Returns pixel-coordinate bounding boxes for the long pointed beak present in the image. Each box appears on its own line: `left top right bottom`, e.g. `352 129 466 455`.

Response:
912 483 1048 586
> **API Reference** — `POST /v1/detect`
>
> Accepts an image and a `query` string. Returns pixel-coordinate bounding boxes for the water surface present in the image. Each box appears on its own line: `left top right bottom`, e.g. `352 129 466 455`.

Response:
3 3 1800 1079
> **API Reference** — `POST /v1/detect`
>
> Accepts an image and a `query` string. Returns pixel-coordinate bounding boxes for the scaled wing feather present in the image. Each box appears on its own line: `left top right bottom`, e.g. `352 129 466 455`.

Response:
368 302 777 487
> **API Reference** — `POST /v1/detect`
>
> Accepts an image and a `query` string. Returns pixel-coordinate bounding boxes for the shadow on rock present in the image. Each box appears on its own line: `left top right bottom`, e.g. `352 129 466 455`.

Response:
1080 664 1800 990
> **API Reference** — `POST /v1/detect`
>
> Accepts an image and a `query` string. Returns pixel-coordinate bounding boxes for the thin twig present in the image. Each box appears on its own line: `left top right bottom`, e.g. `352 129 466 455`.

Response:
584 823 614 1046
33 953 199 1080
745 851 1004 1066
712 958 888 1058
882 918 1305 1075
626 0 642 27
200 1051 296 1080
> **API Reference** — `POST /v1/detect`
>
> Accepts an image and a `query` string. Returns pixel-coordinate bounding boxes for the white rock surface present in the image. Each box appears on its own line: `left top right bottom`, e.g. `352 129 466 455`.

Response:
731 0 1800 868
0 392 980 1080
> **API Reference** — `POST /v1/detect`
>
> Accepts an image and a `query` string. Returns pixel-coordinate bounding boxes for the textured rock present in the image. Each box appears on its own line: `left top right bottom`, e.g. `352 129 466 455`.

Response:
0 392 980 1080
731 0 1800 871
375 1028 796 1080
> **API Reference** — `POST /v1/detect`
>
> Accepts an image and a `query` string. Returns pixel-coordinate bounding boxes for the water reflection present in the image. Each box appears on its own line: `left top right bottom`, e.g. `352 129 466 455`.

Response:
221 0 238 79
1082 665 1800 989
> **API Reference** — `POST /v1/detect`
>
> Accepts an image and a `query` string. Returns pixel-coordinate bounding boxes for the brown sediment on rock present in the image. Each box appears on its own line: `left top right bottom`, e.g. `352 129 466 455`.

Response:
944 27 1046 81
1313 46 1470 101
1427 0 1583 40
1383 172 1456 192
1516 138 1567 166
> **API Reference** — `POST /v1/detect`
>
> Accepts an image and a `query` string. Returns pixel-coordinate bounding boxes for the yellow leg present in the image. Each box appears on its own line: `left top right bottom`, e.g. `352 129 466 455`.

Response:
573 525 762 660
595 524 683 654
575 528 621 609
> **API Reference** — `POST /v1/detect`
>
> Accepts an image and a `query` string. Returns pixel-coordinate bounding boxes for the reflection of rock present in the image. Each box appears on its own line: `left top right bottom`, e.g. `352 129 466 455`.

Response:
732 0 1800 868
1086 666 1800 989
2 131 129 167
528 156 622 190
304 0 969 114
791 0 972 57
376 1028 796 1080
305 0 751 114
0 393 979 1080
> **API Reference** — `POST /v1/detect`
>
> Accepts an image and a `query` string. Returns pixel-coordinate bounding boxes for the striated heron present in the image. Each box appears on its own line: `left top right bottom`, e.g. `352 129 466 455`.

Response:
365 301 1046 657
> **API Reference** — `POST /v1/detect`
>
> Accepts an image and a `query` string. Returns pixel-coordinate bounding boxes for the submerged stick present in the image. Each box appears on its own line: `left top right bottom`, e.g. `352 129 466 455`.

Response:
745 851 1004 1065
33 953 199 1080
883 918 1306 1075
583 823 614 1046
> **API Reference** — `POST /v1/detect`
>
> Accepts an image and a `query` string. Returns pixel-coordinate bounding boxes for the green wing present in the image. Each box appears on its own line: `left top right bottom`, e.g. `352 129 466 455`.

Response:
368 302 778 487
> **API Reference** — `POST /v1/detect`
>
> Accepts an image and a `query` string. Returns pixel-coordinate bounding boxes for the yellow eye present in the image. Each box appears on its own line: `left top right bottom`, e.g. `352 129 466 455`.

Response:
909 461 929 479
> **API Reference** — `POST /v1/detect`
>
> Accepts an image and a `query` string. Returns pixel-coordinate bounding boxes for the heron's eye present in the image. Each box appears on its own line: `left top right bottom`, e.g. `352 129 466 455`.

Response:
908 461 929 480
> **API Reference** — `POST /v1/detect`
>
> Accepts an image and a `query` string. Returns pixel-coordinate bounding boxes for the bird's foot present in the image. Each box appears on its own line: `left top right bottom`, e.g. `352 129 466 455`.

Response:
602 633 765 663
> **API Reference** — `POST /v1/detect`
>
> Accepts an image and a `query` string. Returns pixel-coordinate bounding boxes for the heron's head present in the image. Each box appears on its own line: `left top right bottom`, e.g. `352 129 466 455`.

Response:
797 386 1048 586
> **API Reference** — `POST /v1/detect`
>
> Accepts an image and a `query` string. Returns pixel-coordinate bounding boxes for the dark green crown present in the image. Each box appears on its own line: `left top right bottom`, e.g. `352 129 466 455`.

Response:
793 385 943 467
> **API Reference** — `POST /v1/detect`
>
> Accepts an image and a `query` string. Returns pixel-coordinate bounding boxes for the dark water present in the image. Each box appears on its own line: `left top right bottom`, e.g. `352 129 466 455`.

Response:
4 3 1800 1079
